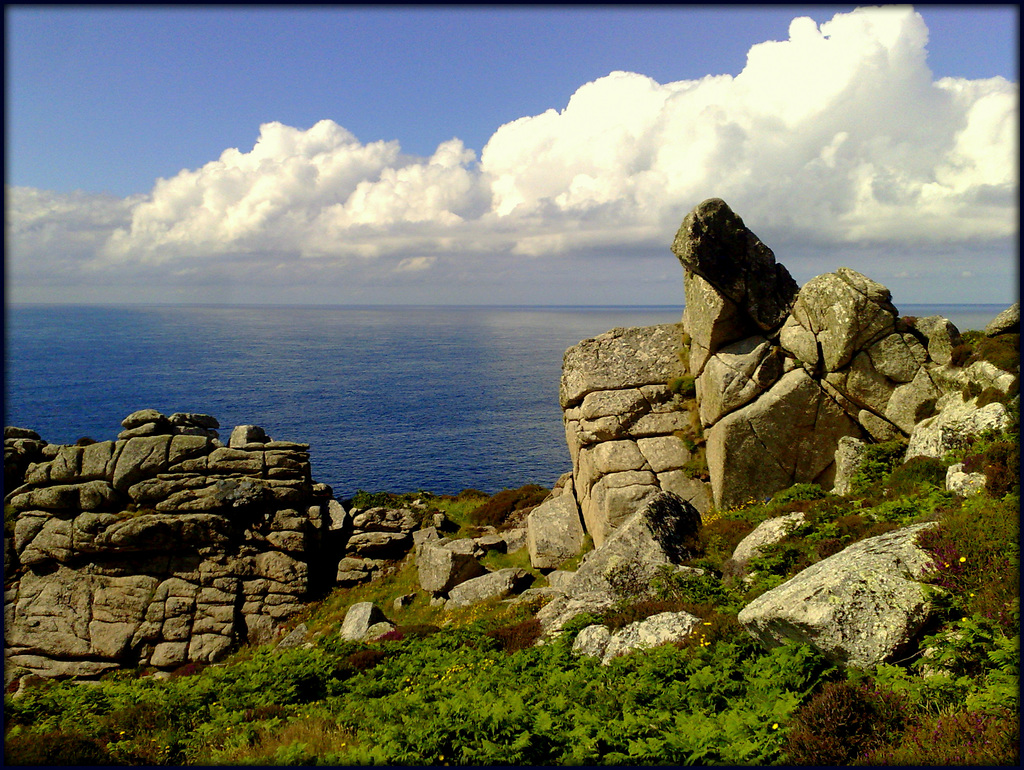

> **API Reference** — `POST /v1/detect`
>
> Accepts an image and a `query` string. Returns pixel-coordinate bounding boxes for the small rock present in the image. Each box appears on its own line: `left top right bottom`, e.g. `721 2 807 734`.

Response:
340 602 389 641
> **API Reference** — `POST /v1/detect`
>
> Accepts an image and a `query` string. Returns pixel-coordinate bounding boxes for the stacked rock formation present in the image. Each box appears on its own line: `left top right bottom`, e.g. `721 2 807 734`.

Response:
560 327 713 548
558 197 1017 536
4 410 333 681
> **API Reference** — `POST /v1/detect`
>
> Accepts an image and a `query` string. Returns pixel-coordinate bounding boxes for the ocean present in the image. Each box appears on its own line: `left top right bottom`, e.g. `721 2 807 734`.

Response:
3 303 1007 498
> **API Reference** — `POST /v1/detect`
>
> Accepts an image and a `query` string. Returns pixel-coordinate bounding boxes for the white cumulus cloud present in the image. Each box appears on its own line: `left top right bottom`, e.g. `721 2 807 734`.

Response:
6 5 1018 304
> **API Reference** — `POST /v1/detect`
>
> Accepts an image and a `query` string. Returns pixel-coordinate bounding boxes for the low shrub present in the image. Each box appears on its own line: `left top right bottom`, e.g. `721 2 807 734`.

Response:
4 728 115 766
694 516 754 566
667 374 696 398
963 439 1020 497
967 332 1020 373
885 455 947 496
396 623 441 639
771 483 828 504
468 484 548 528
858 707 1019 766
346 649 387 672
485 617 542 653
849 438 908 493
784 681 909 765
602 598 691 631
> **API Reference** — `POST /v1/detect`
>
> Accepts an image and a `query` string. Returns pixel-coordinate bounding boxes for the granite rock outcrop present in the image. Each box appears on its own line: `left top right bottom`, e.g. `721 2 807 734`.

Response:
4 411 334 682
556 197 1016 534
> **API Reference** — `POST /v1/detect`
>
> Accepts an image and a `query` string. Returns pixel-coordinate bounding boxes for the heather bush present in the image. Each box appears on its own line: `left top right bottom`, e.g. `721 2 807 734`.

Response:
917 492 1019 628
783 681 909 765
468 483 548 528
859 708 1019 765
4 728 114 766
485 617 542 653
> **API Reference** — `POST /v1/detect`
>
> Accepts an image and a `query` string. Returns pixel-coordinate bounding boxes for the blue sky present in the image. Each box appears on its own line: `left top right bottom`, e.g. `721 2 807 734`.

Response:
6 5 1019 306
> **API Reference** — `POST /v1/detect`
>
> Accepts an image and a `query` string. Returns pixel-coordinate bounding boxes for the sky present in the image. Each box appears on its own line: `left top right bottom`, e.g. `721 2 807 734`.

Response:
5 5 1019 307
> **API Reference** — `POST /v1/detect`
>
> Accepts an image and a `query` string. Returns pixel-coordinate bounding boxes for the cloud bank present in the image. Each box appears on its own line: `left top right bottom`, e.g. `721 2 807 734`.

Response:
8 6 1018 303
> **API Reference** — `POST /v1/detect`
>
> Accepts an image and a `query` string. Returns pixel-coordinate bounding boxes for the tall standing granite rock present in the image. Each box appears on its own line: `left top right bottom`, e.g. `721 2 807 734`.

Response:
561 326 712 546
557 198 1014 518
4 411 335 683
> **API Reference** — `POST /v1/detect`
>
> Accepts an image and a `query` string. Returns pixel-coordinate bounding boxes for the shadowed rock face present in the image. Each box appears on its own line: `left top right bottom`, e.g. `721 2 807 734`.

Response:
672 197 798 335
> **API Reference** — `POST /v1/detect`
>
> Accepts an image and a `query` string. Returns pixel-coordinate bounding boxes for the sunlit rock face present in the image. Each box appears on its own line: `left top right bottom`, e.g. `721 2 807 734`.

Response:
560 197 1015 520
4 411 333 682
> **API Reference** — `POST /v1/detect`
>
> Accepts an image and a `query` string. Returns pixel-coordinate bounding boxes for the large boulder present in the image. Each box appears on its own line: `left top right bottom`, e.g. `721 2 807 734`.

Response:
600 611 701 665
985 301 1020 337
416 540 487 595
737 523 938 669
446 568 530 607
782 268 898 373
340 602 391 641
728 512 806 570
563 492 701 598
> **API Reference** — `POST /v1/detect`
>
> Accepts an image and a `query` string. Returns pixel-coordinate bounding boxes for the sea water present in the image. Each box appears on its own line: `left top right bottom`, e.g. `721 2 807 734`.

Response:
3 303 1006 497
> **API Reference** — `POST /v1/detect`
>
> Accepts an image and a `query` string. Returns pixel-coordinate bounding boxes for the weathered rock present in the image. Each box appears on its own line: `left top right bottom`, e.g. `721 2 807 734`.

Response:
364 621 397 640
571 624 612 658
345 531 412 557
906 394 1011 459
535 591 620 635
560 324 685 409
681 272 751 373
697 336 783 426
564 492 700 599
985 302 1020 337
501 527 528 553
416 540 487 595
786 268 899 373
4 412 332 683
335 557 375 585
277 623 309 650
229 425 269 447
705 368 862 509
672 197 798 334
909 316 960 366
738 523 938 669
446 568 529 607
945 463 987 497
350 507 419 533
121 409 169 430
340 602 389 641
527 492 585 570
729 512 806 570
600 610 701 665
831 436 867 496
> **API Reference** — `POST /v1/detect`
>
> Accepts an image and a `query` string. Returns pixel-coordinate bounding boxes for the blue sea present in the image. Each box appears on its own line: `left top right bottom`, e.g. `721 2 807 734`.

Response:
3 303 1006 498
